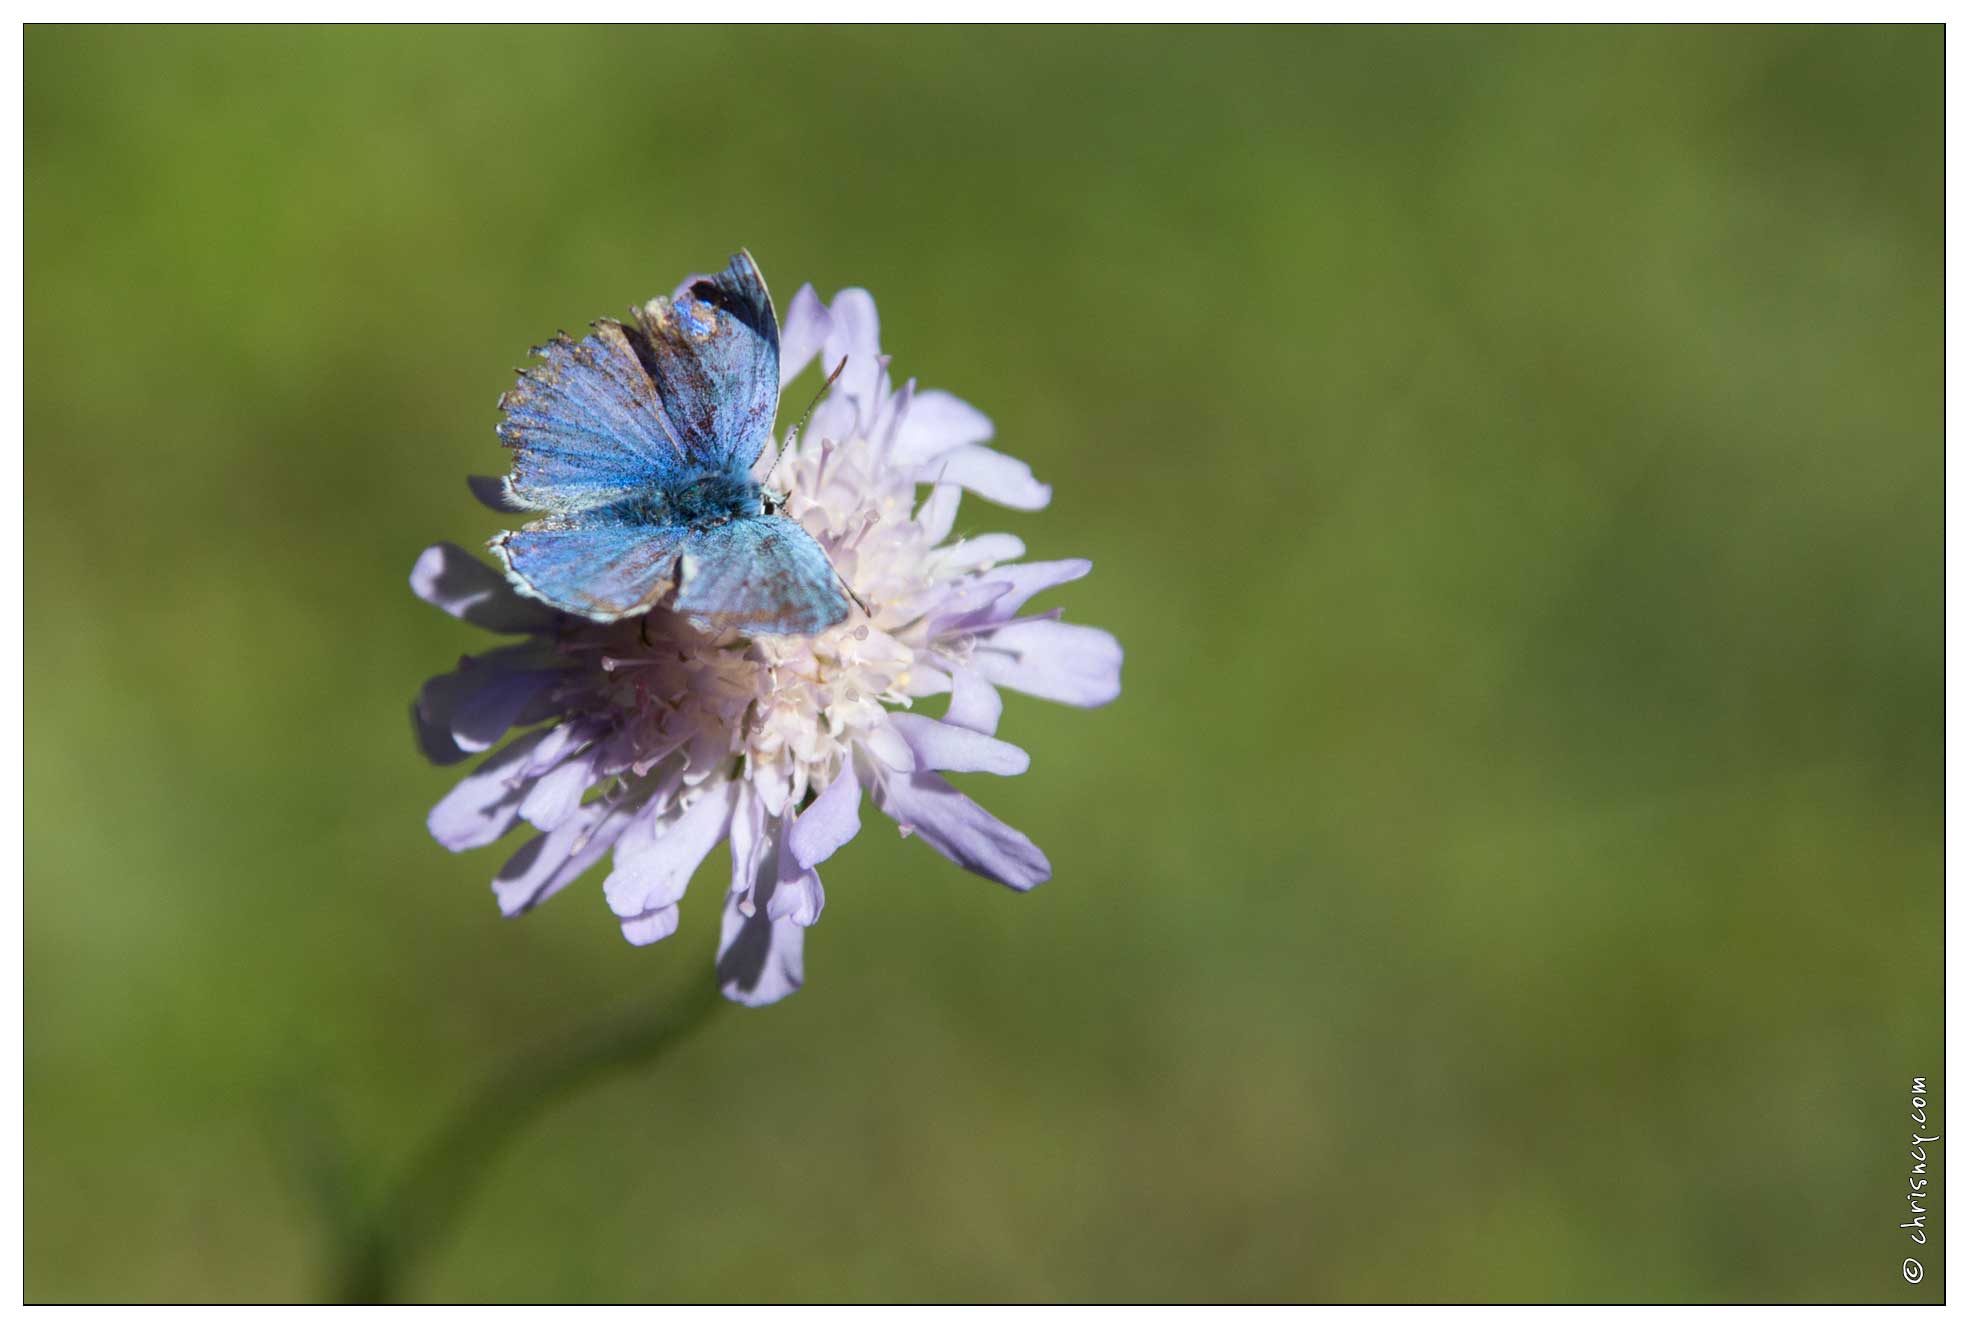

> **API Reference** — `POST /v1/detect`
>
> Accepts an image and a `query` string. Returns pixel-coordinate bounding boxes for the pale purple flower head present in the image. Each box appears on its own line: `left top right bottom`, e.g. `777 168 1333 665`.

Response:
411 281 1122 1005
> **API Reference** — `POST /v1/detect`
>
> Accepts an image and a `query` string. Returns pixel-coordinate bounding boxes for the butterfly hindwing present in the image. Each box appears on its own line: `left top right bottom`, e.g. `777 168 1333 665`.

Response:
672 515 851 637
497 321 688 512
491 519 685 623
630 251 781 475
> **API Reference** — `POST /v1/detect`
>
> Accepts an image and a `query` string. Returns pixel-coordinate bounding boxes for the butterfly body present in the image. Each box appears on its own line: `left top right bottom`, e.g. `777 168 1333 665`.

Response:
487 252 851 636
574 469 761 531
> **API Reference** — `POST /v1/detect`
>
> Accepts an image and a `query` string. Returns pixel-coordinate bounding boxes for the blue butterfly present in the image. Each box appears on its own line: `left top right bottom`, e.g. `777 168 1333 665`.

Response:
487 251 853 636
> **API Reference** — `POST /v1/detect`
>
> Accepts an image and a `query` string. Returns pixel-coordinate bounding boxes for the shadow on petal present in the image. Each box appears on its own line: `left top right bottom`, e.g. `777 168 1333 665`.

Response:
716 839 806 1007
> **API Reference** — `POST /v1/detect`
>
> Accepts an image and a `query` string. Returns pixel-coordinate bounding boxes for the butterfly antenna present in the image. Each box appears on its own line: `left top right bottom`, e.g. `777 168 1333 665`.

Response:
770 355 850 489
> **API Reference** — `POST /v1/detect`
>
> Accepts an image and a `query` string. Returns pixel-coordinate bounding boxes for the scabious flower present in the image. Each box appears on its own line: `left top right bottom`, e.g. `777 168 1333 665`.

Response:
410 281 1122 1005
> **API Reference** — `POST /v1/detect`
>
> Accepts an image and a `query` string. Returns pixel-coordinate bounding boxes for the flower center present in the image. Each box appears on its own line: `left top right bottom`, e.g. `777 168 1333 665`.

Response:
580 429 943 816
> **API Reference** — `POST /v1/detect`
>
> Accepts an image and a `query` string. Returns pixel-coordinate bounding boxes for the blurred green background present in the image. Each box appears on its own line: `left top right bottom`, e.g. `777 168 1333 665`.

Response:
26 25 1941 1304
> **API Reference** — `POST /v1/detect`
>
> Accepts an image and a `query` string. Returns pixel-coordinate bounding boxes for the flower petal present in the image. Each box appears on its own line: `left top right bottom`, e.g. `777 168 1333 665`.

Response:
716 893 805 1007
450 668 556 754
903 662 954 699
915 483 962 546
411 543 557 634
975 621 1123 708
517 751 596 832
717 793 806 1005
466 474 530 514
890 389 994 466
517 721 583 777
821 288 883 413
428 728 553 851
923 580 1015 640
917 445 1050 511
767 814 824 927
937 533 1025 575
804 392 860 453
887 713 1029 776
620 904 680 947
778 283 834 388
876 770 1051 890
492 803 631 918
787 763 861 870
727 786 769 904
874 378 914 459
983 559 1093 619
862 722 915 773
931 559 1093 637
411 695 467 766
944 668 1003 735
413 650 558 763
603 780 737 920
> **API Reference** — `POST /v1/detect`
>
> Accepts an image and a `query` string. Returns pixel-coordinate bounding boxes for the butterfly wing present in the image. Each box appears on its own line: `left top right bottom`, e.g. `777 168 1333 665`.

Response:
628 251 781 475
491 518 685 623
498 321 688 513
673 515 851 636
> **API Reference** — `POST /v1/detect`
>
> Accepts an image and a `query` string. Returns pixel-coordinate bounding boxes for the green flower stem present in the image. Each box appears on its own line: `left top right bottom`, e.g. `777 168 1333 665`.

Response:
334 982 728 1303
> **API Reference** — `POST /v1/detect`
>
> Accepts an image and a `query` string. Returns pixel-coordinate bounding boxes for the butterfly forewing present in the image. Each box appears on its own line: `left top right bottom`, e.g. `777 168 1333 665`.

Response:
497 322 688 511
629 251 781 475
